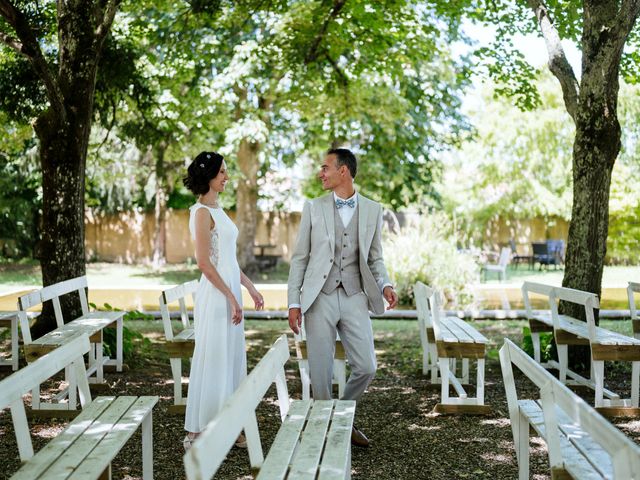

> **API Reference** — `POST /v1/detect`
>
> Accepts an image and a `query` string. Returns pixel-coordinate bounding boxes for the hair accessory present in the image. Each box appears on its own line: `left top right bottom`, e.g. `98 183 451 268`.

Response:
200 163 205 167
206 154 211 159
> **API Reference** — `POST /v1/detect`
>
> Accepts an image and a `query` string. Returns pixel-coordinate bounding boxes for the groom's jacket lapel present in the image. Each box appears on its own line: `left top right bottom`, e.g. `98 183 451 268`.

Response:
321 194 335 254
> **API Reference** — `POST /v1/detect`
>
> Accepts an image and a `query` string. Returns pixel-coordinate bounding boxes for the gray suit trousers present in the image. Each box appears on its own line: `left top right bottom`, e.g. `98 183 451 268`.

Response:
304 287 376 401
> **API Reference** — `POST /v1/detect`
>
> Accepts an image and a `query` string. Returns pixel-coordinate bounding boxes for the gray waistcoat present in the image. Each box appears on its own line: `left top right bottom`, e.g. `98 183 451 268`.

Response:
321 204 363 296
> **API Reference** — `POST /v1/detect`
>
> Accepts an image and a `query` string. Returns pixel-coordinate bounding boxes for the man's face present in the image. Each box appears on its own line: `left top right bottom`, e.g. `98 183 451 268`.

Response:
318 154 343 190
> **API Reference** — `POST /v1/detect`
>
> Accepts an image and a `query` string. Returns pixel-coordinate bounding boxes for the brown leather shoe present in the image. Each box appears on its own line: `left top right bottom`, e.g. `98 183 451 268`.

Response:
351 426 369 447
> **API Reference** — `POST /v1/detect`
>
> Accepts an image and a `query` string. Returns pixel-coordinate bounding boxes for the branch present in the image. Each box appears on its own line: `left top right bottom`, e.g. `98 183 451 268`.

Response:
527 0 579 121
0 29 22 53
613 0 640 49
95 0 121 43
0 0 66 119
304 0 347 64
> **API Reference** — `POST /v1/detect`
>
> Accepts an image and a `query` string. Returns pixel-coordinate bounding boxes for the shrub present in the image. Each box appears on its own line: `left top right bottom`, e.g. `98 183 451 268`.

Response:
382 213 478 307
521 326 555 362
89 302 152 360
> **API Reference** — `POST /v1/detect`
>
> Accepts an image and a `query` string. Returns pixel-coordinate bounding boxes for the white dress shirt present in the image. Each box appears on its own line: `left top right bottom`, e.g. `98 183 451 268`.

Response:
333 191 358 227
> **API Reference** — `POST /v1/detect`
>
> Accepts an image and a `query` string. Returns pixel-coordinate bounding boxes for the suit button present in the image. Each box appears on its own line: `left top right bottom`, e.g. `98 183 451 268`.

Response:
329 259 333 263
344 233 347 236
335 279 339 283
323 275 327 279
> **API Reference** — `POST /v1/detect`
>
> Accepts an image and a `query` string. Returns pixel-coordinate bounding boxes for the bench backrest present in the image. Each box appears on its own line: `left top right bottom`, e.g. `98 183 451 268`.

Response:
17 276 90 343
500 339 640 477
629 282 640 321
522 281 600 341
0 334 91 461
159 280 199 340
415 281 445 339
184 334 291 479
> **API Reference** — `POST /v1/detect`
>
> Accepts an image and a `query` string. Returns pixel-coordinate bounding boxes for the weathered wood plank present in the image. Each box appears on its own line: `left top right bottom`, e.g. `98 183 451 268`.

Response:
256 400 313 480
67 396 158 480
10 397 116 480
319 400 355 480
436 341 485 359
40 396 139 480
288 400 334 479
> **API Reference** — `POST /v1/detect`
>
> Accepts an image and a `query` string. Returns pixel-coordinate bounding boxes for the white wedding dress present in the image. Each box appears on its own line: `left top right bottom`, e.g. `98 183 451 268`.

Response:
184 202 247 433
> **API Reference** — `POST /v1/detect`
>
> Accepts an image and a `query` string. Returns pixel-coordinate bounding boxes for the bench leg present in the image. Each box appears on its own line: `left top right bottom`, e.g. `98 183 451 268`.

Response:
11 317 19 371
557 345 568 384
299 360 311 401
462 358 469 385
632 362 640 408
593 360 605 408
67 365 77 410
429 344 439 383
170 358 183 406
116 318 123 372
476 358 485 405
142 411 153 480
517 410 529 480
96 340 104 383
32 383 41 410
439 358 451 404
334 360 346 399
531 333 541 364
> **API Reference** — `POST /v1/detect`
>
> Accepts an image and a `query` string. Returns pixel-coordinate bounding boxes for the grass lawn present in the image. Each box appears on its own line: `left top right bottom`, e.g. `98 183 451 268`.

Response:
0 259 290 294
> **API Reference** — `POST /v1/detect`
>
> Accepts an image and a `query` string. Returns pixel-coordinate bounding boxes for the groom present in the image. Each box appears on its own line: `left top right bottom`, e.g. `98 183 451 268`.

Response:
288 148 398 447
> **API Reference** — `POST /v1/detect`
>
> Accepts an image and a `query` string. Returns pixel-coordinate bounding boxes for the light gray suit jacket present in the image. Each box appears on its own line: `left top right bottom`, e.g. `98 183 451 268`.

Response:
288 193 392 315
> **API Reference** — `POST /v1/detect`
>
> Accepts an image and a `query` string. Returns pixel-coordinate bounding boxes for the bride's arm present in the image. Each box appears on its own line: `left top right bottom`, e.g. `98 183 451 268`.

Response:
240 271 264 310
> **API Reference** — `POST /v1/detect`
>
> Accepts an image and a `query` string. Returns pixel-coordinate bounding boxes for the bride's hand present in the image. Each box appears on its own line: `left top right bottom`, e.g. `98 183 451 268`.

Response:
230 298 243 325
250 289 264 311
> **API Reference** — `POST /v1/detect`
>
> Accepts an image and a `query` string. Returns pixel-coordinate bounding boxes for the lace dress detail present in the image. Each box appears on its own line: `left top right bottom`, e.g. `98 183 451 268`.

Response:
209 227 220 267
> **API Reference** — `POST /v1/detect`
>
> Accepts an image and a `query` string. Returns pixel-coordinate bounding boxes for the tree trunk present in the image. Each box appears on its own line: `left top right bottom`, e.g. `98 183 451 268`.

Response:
236 138 261 271
559 3 624 368
152 142 168 269
25 3 118 337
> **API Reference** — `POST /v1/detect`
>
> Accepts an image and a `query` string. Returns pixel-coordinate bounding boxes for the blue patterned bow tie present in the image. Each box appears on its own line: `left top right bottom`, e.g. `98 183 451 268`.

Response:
335 198 355 209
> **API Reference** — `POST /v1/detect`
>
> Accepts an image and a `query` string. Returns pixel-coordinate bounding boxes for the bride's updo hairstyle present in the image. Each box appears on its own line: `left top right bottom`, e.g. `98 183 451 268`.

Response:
183 151 224 195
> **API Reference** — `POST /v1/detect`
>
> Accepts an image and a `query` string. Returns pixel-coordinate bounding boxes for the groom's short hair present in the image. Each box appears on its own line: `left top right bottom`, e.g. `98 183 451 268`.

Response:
328 148 357 179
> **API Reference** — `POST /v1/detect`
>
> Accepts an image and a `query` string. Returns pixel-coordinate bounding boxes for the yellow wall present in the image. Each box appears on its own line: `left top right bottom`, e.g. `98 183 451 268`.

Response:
85 209 301 264
85 209 567 263
482 216 569 254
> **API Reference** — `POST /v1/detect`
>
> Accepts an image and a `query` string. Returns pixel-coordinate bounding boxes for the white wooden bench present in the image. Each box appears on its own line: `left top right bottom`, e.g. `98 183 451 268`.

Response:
17 276 124 413
158 280 197 414
500 338 640 480
523 281 640 414
294 323 346 400
0 310 20 370
415 282 490 414
184 334 356 480
628 281 640 340
1 333 158 479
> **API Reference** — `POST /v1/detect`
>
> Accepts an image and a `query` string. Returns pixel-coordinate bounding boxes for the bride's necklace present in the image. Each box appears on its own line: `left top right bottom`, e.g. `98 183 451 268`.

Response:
199 199 219 208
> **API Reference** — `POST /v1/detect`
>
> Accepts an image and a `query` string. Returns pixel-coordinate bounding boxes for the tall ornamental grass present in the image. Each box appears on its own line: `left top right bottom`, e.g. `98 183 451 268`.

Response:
383 214 478 308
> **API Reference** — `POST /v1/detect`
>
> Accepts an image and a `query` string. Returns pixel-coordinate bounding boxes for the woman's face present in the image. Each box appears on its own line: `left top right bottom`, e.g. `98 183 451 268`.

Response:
209 161 229 193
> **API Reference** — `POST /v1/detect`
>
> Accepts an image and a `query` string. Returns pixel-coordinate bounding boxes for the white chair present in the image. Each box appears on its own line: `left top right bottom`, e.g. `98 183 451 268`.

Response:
481 247 511 282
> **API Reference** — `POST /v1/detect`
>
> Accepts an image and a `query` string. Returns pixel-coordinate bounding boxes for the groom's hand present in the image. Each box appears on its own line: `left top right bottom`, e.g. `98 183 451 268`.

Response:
289 307 302 334
383 286 398 310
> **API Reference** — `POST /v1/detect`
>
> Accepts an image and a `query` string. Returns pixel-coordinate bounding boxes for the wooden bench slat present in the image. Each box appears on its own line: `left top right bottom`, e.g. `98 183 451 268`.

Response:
518 400 605 480
173 329 195 341
37 396 139 479
440 318 474 343
448 317 488 343
318 400 356 480
288 400 334 479
10 397 116 480
256 400 313 479
67 396 158 480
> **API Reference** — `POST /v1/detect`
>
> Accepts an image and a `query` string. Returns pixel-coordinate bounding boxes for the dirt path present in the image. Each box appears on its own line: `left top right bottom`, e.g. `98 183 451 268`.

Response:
1 319 639 479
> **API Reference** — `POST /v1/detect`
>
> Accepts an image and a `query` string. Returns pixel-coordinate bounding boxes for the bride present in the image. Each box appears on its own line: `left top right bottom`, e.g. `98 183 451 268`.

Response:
182 151 264 449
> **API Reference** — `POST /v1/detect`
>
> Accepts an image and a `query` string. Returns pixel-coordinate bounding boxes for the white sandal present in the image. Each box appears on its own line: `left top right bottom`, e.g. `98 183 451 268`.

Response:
183 434 197 451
